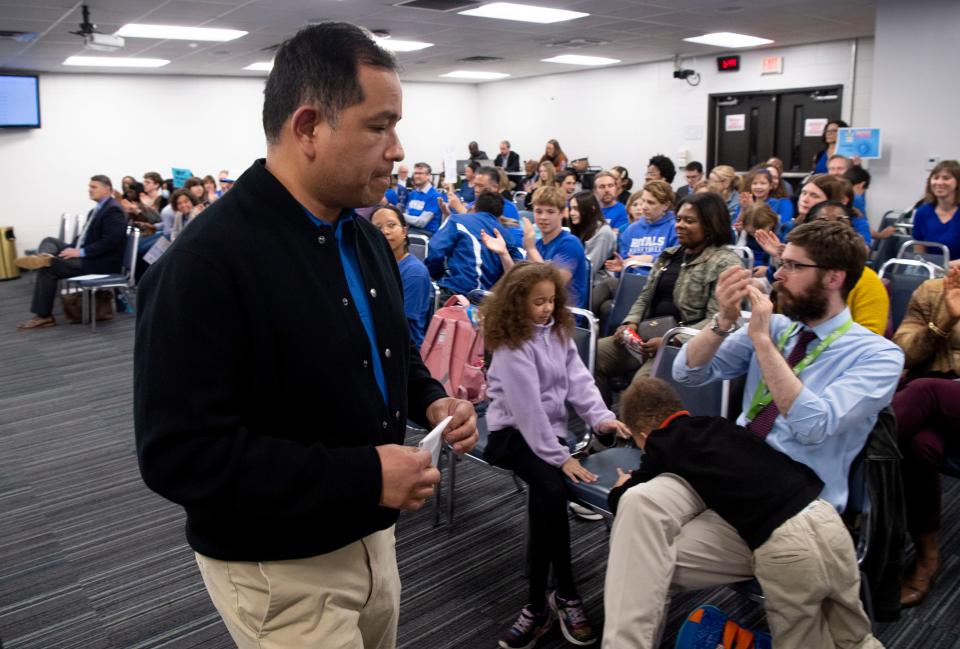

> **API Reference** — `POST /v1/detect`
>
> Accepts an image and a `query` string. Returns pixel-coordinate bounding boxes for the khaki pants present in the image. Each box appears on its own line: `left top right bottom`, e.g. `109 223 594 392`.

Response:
595 335 642 406
603 476 881 649
196 527 400 649
755 499 883 649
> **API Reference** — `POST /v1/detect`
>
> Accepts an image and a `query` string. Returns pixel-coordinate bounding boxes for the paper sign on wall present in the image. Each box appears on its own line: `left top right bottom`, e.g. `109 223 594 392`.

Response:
835 128 881 159
171 168 193 188
725 114 746 132
804 118 828 138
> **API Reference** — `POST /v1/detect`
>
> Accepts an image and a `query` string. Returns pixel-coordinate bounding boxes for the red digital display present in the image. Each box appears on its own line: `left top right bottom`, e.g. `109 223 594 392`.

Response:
717 55 740 72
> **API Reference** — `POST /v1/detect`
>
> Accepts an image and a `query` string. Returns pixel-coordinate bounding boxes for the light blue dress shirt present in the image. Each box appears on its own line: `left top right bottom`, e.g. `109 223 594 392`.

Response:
673 307 904 511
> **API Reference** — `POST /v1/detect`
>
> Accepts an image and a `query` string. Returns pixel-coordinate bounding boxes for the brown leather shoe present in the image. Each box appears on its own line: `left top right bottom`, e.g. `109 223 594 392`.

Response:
16 315 56 330
900 561 939 608
15 254 53 270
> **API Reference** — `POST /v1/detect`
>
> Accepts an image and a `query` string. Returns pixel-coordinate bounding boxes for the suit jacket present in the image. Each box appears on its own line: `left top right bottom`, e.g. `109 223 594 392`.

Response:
674 184 694 208
76 197 127 274
495 151 521 172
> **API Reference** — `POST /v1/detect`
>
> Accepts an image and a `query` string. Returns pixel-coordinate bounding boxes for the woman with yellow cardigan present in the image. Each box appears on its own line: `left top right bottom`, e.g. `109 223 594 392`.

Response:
757 199 889 334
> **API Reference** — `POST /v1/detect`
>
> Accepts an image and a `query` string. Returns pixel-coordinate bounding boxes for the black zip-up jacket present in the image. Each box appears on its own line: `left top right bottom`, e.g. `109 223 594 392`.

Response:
134 159 446 561
608 415 824 550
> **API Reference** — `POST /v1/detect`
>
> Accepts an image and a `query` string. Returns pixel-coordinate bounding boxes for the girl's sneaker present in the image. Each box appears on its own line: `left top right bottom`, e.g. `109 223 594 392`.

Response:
548 591 598 646
498 605 555 649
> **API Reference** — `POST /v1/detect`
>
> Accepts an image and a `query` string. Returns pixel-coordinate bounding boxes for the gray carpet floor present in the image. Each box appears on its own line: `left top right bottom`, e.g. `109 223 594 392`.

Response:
0 274 957 648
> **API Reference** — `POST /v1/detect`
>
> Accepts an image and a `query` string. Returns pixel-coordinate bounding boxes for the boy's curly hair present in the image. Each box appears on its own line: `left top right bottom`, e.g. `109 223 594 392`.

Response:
481 262 573 351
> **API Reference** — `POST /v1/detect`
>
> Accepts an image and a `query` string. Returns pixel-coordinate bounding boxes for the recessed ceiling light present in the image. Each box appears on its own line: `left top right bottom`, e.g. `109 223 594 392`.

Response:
115 24 247 42
373 37 433 52
243 61 273 71
459 2 588 24
542 54 621 66
63 56 170 68
683 32 773 48
440 70 510 80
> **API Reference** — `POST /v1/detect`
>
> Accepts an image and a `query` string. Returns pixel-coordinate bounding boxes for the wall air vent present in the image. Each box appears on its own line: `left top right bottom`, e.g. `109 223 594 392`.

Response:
394 0 479 11
543 38 610 49
458 56 504 62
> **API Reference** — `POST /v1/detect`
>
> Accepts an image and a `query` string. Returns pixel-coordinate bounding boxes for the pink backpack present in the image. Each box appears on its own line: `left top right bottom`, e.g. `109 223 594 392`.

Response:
420 295 487 403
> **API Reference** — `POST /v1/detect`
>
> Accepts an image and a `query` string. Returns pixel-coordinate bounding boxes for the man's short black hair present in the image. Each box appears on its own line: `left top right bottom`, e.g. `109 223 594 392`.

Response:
414 162 432 174
844 165 871 189
90 174 112 188
649 154 677 183
476 166 500 186
684 161 703 174
262 22 398 144
474 191 504 217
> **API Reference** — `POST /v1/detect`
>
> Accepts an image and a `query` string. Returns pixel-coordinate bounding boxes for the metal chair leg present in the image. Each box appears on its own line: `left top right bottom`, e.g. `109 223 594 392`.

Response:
433 446 445 527
446 450 457 525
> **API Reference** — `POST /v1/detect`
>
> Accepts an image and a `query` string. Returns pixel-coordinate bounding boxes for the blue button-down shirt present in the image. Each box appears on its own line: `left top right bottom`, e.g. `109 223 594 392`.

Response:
304 208 388 405
673 307 904 511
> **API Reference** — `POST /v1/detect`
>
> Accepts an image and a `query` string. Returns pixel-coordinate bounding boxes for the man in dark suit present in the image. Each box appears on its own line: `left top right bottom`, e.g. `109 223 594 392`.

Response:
16 174 127 329
674 160 704 207
495 140 521 172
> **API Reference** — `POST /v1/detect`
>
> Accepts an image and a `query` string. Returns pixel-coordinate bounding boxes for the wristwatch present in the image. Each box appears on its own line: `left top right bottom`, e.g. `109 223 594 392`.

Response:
710 314 739 337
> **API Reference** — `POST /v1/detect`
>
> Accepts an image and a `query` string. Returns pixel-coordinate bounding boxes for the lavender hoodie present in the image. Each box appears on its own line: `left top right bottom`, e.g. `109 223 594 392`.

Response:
485 320 616 467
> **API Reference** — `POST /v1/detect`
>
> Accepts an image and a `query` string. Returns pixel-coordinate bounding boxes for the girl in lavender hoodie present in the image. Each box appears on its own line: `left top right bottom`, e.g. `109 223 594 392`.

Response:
481 262 630 649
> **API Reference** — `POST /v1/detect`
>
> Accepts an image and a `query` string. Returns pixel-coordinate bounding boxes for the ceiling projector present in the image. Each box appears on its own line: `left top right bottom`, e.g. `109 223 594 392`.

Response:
83 32 125 52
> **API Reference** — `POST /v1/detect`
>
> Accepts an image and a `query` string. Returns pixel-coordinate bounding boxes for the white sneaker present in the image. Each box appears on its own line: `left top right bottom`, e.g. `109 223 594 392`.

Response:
568 502 602 521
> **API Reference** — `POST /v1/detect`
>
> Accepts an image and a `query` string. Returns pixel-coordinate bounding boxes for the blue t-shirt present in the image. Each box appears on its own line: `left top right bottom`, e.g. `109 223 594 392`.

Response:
425 211 522 295
814 150 828 174
383 188 399 206
397 254 434 349
602 202 629 232
405 185 443 235
913 202 960 261
617 212 678 273
536 230 589 309
768 197 794 226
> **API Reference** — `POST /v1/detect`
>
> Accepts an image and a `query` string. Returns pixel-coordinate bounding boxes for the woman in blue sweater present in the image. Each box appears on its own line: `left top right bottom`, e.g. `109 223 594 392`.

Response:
813 119 847 173
913 160 960 261
371 206 434 349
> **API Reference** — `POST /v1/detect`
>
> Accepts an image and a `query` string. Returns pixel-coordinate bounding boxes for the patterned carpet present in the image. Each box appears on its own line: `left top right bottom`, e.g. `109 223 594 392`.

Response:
0 274 956 648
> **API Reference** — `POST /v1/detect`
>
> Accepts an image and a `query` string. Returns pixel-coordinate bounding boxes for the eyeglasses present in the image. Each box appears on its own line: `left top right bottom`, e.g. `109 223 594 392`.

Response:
375 221 402 232
779 259 822 272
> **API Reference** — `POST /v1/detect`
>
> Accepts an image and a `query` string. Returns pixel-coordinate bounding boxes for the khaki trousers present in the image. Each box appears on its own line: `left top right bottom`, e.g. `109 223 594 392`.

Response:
196 527 400 649
603 476 881 649
755 499 883 649
595 335 642 406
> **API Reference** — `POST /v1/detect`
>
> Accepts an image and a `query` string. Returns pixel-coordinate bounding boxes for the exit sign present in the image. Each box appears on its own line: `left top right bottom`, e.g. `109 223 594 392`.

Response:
762 55 784 75
717 55 740 72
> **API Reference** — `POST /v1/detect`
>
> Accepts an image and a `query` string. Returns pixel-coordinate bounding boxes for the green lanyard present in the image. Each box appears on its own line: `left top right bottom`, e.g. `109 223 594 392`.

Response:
745 319 853 421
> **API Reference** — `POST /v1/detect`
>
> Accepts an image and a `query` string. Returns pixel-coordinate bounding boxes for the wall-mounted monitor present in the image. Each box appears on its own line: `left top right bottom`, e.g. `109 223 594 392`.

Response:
0 74 41 128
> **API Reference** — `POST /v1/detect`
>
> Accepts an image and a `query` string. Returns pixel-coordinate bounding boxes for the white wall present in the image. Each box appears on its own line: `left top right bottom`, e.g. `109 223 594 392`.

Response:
477 38 872 190
868 0 960 214
0 74 479 251
0 38 875 250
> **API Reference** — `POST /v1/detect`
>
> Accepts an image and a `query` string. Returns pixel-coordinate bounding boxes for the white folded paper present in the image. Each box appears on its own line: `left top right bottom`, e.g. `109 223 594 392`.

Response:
418 415 453 467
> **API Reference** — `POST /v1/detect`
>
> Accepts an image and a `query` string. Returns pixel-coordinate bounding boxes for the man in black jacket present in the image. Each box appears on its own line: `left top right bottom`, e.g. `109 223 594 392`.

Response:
495 140 521 172
134 22 477 649
16 174 127 330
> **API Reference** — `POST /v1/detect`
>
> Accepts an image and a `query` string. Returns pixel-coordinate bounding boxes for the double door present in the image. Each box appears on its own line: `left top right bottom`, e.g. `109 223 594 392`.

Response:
708 86 842 172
